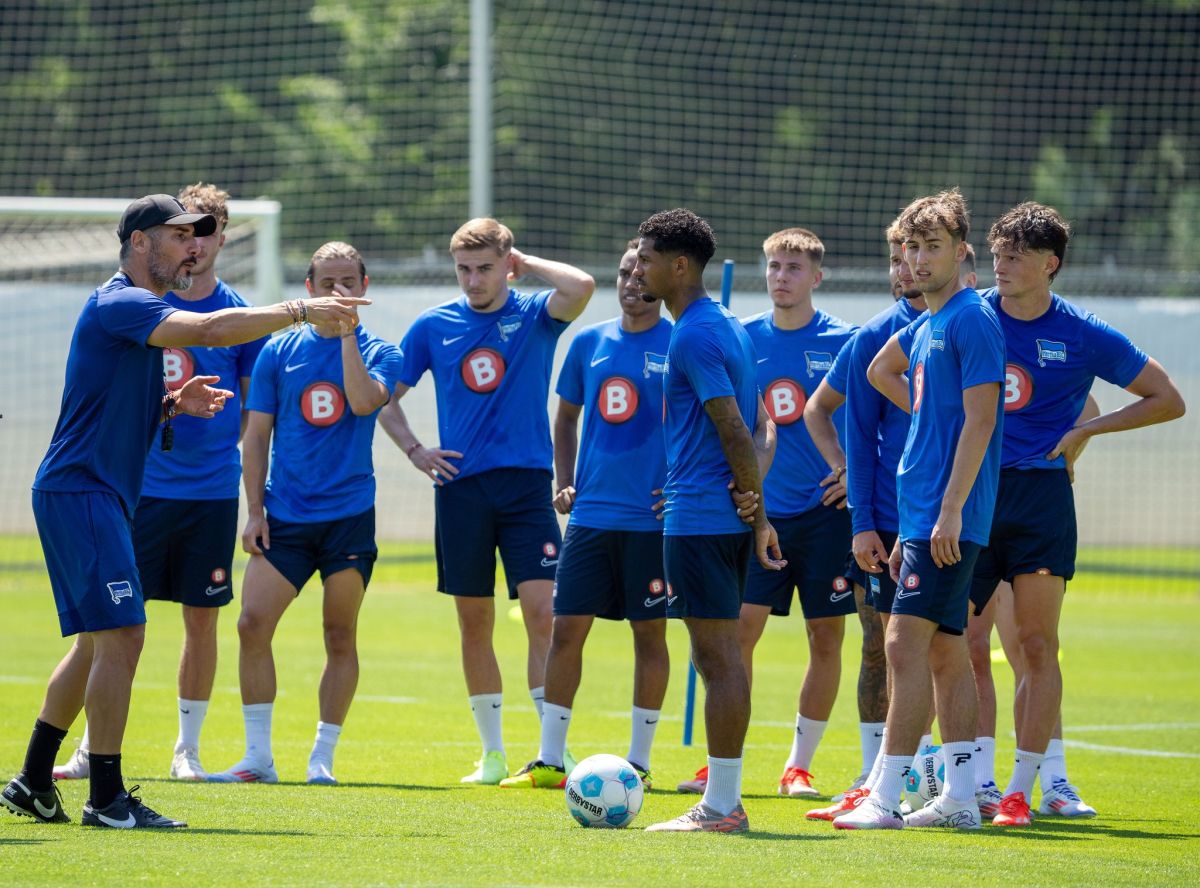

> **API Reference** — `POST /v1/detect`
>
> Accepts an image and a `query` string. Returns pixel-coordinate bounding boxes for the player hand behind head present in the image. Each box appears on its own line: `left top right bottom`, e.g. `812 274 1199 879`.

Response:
407 444 463 486
176 374 233 419
553 484 576 515
852 530 888 574
755 519 787 571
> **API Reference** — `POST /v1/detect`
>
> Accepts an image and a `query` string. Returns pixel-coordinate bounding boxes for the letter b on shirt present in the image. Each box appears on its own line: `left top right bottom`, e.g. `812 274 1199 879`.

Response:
461 348 506 394
163 348 194 391
600 376 638 423
302 382 346 427
765 378 805 425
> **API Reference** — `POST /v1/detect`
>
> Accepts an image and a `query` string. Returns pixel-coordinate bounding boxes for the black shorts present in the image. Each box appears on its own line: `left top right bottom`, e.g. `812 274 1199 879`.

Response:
553 525 670 622
134 497 238 608
894 539 983 635
261 507 377 593
664 532 752 620
970 468 1076 613
435 468 562 599
844 529 900 614
744 505 855 619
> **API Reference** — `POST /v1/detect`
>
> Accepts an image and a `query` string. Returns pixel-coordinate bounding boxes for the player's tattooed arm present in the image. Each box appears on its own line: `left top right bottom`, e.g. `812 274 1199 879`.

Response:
866 333 911 414
380 385 462 486
705 395 786 571
509 249 596 323
803 380 849 509
241 410 274 555
932 381 1001 568
729 395 776 524
553 398 582 514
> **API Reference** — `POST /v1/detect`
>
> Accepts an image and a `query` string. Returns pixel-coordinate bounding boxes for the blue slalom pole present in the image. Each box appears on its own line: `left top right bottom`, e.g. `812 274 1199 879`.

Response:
683 259 735 747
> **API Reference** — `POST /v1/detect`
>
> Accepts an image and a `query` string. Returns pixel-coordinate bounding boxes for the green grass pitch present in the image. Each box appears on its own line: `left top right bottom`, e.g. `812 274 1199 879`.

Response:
2 537 1198 886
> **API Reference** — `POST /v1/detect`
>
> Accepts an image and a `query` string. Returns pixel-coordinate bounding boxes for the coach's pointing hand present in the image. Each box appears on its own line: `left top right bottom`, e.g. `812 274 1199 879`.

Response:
304 294 370 329
177 375 234 419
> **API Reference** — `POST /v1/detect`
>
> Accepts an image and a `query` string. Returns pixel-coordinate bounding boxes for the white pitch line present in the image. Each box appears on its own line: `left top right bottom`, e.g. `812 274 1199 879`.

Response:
1065 722 1200 733
1063 739 1200 759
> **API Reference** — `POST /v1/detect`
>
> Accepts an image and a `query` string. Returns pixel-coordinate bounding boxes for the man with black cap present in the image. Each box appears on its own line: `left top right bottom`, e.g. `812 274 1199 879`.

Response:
1 194 367 830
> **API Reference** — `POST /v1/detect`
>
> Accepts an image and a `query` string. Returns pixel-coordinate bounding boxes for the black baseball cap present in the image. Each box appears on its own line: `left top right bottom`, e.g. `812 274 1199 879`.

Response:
117 194 217 242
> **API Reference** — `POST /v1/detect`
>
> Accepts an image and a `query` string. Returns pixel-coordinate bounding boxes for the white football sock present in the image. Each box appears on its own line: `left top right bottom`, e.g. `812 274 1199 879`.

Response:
1040 738 1068 791
863 729 887 791
308 721 341 769
175 698 209 753
468 693 504 755
243 703 273 764
974 736 997 789
529 686 545 721
941 741 975 803
874 755 911 809
786 715 827 771
859 722 885 776
701 756 742 816
1004 749 1044 800
628 706 660 770
538 703 570 768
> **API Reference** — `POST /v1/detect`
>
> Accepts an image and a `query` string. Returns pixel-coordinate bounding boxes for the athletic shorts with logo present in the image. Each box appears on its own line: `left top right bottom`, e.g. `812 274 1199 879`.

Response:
435 467 562 599
664 532 752 620
844 528 900 613
260 507 377 593
744 504 854 619
553 525 672 622
894 539 983 635
133 497 238 608
969 468 1076 615
33 490 146 637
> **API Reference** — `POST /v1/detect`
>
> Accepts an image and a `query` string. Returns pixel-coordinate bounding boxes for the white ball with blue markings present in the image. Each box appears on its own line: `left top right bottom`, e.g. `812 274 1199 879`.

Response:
564 754 644 828
904 745 945 804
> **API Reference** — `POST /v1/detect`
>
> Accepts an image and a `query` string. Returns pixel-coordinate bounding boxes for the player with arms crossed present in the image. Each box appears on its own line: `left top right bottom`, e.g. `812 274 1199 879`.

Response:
52 183 268 784
209 242 402 786
634 209 783 834
2 195 364 829
380 219 595 784
968 203 1184 826
838 189 1005 830
499 240 673 790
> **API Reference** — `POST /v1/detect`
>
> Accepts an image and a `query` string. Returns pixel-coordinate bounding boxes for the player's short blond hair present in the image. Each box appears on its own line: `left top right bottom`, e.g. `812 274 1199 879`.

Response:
450 218 514 255
306 241 366 282
177 182 230 231
896 189 970 243
762 227 824 265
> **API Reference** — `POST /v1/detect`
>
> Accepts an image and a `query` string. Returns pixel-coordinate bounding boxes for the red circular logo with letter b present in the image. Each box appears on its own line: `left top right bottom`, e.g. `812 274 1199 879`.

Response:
764 378 805 426
163 348 195 391
462 348 506 393
599 377 638 423
301 382 346 427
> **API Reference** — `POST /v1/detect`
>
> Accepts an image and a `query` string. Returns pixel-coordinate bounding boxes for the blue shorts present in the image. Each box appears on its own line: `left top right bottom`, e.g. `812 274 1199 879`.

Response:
894 539 983 635
435 468 562 599
744 505 854 619
261 507 377 593
553 525 670 622
844 529 900 613
134 497 238 608
970 468 1076 613
33 490 146 637
664 532 751 620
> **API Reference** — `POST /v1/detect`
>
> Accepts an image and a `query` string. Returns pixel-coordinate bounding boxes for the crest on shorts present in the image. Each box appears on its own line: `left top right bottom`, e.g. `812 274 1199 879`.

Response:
107 580 134 605
832 576 849 592
643 352 668 378
497 315 522 341
1036 339 1067 367
211 568 227 584
803 350 834 378
904 574 920 590
543 542 558 558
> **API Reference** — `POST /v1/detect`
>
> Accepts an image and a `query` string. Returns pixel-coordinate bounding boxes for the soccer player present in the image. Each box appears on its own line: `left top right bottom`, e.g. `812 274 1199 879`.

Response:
51 183 267 784
734 228 856 798
498 240 673 790
634 208 784 834
1 194 365 829
966 202 1184 826
837 189 1005 830
379 219 595 785
209 242 402 786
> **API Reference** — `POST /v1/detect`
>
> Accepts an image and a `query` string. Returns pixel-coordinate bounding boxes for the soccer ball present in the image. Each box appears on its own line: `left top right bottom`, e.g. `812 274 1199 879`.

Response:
564 754 644 828
904 745 945 805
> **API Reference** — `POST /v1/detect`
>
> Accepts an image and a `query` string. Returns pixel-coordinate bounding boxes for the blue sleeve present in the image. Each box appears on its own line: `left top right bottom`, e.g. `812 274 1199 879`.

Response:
245 344 280 414
555 332 587 405
397 315 432 388
675 325 735 404
845 336 883 533
97 288 176 346
896 317 923 359
1084 314 1149 389
534 289 571 337
365 340 406 394
825 331 857 395
955 306 1006 389
236 335 270 379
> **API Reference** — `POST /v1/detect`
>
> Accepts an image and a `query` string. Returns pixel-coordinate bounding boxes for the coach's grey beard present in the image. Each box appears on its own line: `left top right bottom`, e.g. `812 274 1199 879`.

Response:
148 249 192 293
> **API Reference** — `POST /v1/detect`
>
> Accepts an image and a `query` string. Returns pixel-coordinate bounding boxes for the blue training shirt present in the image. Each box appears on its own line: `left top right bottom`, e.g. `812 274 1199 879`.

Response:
247 325 404 523
33 273 177 518
141 280 268 501
556 317 672 532
836 298 926 535
982 288 1148 470
663 297 759 537
896 288 1005 546
398 289 568 481
742 309 857 517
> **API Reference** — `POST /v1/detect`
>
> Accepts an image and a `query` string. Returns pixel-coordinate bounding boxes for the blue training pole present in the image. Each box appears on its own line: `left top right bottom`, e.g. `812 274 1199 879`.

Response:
682 259 735 747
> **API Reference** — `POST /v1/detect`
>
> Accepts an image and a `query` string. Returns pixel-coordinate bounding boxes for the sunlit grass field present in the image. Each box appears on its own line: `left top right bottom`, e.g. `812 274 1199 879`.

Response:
2 537 1198 886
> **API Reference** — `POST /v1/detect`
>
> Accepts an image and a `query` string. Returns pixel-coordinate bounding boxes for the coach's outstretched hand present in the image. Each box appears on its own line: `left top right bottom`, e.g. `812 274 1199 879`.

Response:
177 374 233 419
303 295 371 329
755 519 787 571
